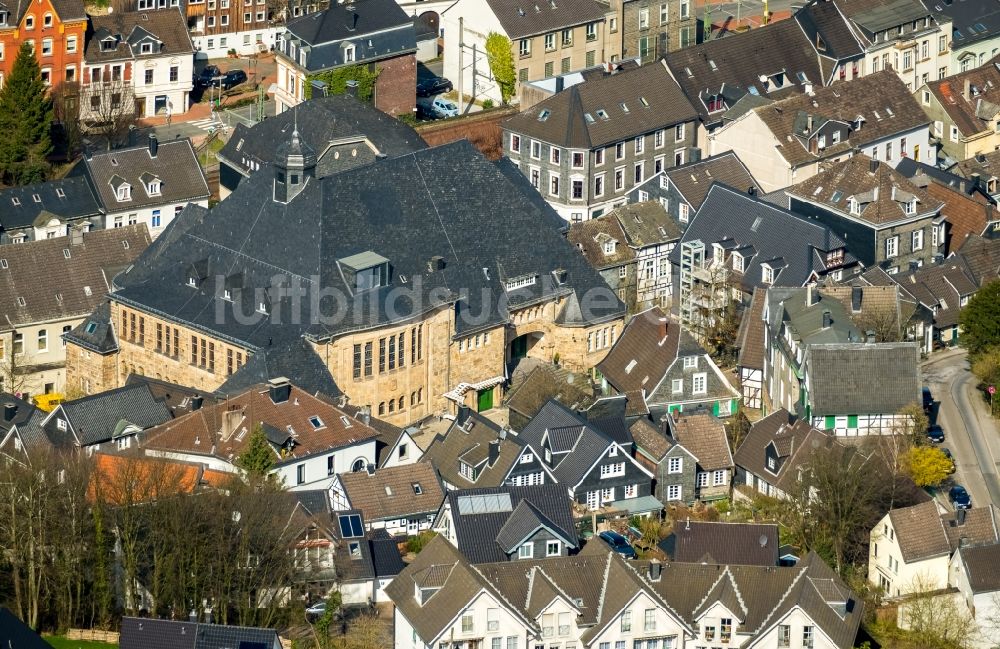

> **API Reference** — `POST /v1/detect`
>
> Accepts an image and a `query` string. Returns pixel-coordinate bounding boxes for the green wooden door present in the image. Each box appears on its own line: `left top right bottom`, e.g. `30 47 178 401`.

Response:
477 387 494 412
712 401 720 416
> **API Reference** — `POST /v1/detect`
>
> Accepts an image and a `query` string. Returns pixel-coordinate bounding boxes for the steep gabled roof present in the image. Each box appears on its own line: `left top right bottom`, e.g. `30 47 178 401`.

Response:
927 56 1000 137
671 184 852 291
669 412 733 471
422 408 526 489
959 542 1000 594
504 61 697 149
0 176 100 232
0 608 52 649
85 8 193 63
48 382 173 447
482 0 609 39
887 501 950 563
805 342 921 415
443 484 578 564
751 71 929 169
0 225 149 331
596 307 678 395
787 155 942 226
339 461 444 522
664 152 760 211
662 520 779 566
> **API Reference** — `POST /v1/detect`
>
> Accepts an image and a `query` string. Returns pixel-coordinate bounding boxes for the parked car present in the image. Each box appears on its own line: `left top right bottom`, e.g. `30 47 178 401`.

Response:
305 601 326 619
922 386 934 413
598 530 637 559
941 447 956 473
417 96 459 119
950 485 972 510
197 65 222 88
221 69 248 90
927 425 945 444
417 76 453 97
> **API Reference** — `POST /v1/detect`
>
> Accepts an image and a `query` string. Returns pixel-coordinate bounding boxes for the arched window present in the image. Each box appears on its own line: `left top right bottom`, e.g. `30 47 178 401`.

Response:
388 400 395 413
378 402 385 416
398 396 404 411
410 391 416 406
351 458 365 472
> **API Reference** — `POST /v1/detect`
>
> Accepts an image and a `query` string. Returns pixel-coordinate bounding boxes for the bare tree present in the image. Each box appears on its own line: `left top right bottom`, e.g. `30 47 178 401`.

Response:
81 78 138 150
51 81 83 159
0 332 32 397
898 576 979 649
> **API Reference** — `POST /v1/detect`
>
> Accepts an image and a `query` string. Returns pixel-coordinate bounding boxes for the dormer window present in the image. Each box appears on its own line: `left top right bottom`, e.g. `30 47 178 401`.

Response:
732 253 744 272
257 300 268 314
0 11 8 25
101 36 116 51
142 173 161 196
187 276 198 287
140 42 152 54
762 264 774 284
117 185 131 201
603 240 617 254
903 199 916 215
343 44 355 62
848 197 860 215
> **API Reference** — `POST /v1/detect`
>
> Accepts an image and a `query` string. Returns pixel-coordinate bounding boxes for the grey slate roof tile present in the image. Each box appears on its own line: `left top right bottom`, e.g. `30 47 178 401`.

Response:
50 382 173 446
110 140 622 352
661 520 779 565
484 0 608 39
804 342 921 415
0 176 101 232
214 338 342 399
444 484 578 563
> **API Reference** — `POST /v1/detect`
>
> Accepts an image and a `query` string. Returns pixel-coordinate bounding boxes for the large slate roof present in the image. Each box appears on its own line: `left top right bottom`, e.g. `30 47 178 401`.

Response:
804 342 921 415
518 400 618 487
388 535 863 648
85 8 193 63
0 225 150 331
48 382 173 447
0 176 100 232
81 139 209 213
283 0 415 72
661 520 779 565
214 338 342 399
503 61 697 149
751 71 929 170
119 617 279 649
0 608 52 649
664 152 759 212
445 484 577 563
422 408 527 489
671 184 852 291
219 95 427 181
960 542 1000 594
111 139 622 351
482 0 608 39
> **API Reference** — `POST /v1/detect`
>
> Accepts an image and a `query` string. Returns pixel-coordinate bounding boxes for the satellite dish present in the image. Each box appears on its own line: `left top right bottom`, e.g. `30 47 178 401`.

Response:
759 534 768 547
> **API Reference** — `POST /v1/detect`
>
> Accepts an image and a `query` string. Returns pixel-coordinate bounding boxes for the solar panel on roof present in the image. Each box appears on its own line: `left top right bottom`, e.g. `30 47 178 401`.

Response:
339 514 364 538
456 493 513 515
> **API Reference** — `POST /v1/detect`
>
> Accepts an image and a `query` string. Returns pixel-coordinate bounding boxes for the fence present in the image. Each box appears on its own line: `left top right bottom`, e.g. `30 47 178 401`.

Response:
65 628 120 643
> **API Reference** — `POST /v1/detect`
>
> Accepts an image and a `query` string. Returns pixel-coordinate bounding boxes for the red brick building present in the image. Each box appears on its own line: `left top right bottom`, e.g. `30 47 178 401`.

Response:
0 0 87 89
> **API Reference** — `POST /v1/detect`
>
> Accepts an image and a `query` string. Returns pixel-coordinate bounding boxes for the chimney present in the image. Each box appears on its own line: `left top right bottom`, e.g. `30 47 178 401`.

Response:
70 226 84 247
659 317 668 340
366 463 376 476
866 330 876 343
747 186 757 196
555 76 564 92
851 286 862 312
648 559 662 581
804 82 814 95
345 79 359 97
268 377 292 404
964 78 971 100
222 408 244 440
958 508 967 525
869 158 879 174
822 310 832 328
3 402 17 422
190 394 204 411
488 439 501 467
806 284 815 306
361 405 371 426
806 114 813 132
148 133 158 158
428 256 446 272
457 404 471 425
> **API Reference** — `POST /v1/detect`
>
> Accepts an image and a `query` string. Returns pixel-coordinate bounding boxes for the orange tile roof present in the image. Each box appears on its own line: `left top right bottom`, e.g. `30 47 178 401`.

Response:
89 453 204 504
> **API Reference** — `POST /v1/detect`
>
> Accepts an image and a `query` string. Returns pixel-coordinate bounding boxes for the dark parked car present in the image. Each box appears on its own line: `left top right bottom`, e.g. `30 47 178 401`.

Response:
197 65 222 88
417 76 453 97
598 530 636 559
927 425 945 444
221 69 247 90
922 386 934 413
950 485 972 510
941 447 956 473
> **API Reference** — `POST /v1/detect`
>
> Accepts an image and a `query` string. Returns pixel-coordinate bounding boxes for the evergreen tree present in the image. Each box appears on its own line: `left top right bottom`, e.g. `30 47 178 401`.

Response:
960 279 1000 357
236 424 275 476
0 42 53 185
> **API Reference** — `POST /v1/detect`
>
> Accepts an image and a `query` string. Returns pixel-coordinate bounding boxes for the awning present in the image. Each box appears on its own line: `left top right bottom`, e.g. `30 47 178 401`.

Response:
443 376 505 403
607 495 663 515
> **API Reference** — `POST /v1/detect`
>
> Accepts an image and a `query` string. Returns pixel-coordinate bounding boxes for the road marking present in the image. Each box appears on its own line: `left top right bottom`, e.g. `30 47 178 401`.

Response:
186 117 223 131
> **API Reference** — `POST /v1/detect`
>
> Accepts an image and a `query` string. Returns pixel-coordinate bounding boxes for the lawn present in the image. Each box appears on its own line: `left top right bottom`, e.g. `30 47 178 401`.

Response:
45 637 118 649
197 136 226 166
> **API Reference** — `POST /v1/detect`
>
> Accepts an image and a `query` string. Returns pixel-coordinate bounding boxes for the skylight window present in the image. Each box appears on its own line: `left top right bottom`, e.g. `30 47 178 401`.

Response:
32 194 41 203
85 321 97 334
309 416 324 429
831 190 844 202
639 97 649 107
596 109 609 120
538 109 551 122
584 113 594 123
55 188 65 198
620 102 630 113
708 59 717 71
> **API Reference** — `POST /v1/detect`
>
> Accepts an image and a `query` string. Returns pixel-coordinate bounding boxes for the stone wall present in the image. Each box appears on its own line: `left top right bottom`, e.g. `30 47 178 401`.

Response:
375 53 417 117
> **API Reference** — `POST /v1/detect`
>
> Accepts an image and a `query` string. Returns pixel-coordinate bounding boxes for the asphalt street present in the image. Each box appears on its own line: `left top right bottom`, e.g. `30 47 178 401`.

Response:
922 349 1000 509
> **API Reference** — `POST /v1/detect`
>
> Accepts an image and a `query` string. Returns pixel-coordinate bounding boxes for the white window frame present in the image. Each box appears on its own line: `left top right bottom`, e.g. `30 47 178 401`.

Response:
692 372 707 394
